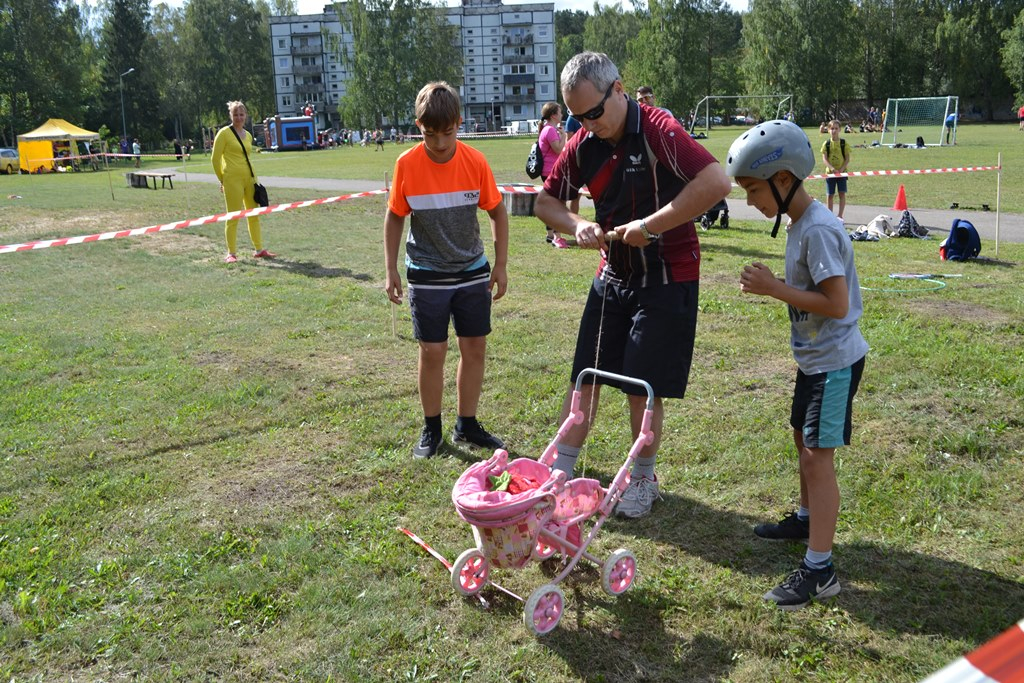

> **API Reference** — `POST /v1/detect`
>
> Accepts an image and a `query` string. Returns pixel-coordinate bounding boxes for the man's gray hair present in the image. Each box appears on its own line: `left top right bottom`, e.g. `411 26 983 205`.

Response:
561 52 620 94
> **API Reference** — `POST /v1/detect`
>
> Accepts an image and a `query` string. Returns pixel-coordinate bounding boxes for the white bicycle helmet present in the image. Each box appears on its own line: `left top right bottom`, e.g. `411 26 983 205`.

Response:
726 120 815 237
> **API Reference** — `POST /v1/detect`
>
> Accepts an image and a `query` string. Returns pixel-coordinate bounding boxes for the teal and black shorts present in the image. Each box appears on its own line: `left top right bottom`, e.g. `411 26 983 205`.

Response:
790 356 865 448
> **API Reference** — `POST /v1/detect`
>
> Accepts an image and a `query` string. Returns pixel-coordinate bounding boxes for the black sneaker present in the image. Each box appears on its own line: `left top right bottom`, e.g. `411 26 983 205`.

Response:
412 426 442 459
452 422 505 450
754 511 810 540
763 562 841 610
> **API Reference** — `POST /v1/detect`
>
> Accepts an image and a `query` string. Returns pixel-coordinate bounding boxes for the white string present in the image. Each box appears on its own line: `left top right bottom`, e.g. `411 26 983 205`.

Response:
578 257 610 479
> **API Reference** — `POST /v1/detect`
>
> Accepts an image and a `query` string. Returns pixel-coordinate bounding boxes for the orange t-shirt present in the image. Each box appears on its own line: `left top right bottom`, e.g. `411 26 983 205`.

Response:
389 141 501 272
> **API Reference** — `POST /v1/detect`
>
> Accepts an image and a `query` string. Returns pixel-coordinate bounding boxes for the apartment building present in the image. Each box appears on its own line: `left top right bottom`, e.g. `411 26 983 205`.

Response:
268 0 557 131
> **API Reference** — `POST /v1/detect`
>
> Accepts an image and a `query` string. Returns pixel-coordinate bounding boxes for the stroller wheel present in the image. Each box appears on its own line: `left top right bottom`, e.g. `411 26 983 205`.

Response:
451 549 488 596
524 584 564 636
602 549 637 595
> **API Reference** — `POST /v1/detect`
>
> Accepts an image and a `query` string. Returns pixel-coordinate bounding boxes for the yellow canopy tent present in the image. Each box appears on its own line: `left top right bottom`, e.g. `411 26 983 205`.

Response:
17 119 102 173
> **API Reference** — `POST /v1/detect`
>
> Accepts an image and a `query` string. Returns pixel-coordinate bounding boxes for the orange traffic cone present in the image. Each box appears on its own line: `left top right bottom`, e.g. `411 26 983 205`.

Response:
893 184 908 211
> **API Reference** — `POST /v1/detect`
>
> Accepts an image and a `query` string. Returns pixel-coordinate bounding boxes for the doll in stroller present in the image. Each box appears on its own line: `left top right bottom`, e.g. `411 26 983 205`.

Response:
450 369 655 635
700 198 729 230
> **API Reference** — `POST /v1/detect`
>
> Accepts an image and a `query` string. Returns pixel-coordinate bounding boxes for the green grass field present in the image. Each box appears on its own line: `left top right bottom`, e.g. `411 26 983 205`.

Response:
0 124 1022 681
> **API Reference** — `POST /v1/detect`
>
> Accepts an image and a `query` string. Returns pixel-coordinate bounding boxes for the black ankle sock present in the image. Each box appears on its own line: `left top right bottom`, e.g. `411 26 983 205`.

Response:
456 415 478 431
425 414 442 432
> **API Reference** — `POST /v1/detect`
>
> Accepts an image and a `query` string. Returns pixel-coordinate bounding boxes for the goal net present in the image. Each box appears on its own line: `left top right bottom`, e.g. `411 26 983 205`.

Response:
688 95 793 135
880 96 959 147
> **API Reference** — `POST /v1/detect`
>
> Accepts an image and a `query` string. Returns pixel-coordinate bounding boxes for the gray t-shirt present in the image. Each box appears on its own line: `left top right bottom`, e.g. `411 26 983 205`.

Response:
785 200 869 374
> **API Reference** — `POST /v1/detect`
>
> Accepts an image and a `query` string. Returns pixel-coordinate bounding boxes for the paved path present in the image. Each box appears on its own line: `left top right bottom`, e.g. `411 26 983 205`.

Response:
159 169 1024 244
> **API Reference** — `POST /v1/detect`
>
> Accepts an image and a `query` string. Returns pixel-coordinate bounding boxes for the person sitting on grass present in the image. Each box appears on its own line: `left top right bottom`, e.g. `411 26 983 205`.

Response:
725 120 869 610
383 81 509 459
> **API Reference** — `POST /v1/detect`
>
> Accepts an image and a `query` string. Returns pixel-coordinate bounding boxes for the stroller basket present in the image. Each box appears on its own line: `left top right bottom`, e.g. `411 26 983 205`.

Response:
453 454 561 569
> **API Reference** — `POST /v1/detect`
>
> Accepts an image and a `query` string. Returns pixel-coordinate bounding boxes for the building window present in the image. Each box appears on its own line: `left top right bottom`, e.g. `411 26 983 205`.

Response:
279 57 289 68
278 39 286 48
282 76 291 87
283 95 292 106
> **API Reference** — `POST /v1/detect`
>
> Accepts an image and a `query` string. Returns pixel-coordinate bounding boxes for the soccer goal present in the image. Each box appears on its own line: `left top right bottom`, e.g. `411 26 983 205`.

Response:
880 96 959 147
688 94 793 135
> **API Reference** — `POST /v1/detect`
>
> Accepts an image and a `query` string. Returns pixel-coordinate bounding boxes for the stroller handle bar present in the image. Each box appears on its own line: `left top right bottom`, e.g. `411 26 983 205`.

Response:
574 368 655 411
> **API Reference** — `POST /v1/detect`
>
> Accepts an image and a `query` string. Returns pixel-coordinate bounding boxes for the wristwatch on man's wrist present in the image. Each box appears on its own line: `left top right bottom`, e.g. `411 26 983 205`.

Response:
639 217 659 241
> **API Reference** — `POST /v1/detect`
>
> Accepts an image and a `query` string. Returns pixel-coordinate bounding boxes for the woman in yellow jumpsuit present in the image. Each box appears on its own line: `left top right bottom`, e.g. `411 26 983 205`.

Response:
212 101 275 263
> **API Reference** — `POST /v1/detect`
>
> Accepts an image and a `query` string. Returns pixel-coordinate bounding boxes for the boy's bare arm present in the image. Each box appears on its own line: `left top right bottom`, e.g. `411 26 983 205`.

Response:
740 263 850 319
486 202 509 301
384 210 406 304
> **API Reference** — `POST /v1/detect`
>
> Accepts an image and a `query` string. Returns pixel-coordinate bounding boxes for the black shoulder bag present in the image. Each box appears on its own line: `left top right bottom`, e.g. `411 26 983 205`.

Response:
230 127 269 207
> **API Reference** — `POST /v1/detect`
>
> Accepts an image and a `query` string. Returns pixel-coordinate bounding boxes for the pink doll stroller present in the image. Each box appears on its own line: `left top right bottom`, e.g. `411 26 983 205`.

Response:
451 368 655 635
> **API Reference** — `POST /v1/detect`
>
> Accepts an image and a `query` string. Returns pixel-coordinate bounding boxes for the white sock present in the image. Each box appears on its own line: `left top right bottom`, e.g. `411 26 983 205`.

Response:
631 454 657 480
552 444 580 478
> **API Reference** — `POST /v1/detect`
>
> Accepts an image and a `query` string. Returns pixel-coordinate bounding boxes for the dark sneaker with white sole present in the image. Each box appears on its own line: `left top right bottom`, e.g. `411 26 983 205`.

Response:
754 511 810 540
452 422 504 450
763 562 841 610
413 426 442 459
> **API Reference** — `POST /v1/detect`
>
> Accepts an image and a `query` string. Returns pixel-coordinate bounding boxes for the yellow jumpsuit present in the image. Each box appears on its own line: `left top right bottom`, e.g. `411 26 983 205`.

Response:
211 126 264 254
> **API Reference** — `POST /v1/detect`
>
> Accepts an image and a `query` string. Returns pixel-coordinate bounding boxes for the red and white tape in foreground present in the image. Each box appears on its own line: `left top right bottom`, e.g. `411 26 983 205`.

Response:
0 189 388 255
921 619 1024 683
808 165 998 181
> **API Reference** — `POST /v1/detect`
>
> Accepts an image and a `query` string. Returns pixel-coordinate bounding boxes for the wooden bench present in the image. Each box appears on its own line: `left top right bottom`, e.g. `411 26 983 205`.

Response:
125 171 175 189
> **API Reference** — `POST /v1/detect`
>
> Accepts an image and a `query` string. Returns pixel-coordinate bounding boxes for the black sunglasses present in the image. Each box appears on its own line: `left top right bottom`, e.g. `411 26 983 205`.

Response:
569 82 616 121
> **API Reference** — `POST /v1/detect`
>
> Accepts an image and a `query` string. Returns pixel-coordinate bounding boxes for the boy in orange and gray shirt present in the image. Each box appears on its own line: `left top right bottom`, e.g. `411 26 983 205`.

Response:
384 81 510 459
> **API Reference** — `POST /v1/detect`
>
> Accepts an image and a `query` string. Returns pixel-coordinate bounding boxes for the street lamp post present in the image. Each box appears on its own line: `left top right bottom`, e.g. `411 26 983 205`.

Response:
119 67 136 148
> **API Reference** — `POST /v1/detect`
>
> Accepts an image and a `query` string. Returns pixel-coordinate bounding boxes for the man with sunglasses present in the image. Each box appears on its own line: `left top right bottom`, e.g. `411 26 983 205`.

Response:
535 51 731 519
635 85 674 119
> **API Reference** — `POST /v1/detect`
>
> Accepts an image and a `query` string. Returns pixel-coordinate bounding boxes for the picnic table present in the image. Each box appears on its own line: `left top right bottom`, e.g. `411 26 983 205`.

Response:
125 171 175 190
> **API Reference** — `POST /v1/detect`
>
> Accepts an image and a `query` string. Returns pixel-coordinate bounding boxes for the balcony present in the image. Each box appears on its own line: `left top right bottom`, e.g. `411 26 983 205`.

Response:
291 44 323 56
503 93 533 104
503 53 534 64
503 34 533 45
296 83 326 95
503 73 535 85
293 64 323 75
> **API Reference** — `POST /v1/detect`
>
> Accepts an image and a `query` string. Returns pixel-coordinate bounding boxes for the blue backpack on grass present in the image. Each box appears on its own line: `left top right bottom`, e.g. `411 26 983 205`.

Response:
940 219 981 261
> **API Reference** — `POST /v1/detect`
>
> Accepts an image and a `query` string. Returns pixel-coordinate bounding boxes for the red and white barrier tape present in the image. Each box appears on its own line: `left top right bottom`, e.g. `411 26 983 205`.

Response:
808 165 998 181
0 189 387 255
0 163 1001 255
921 619 1024 682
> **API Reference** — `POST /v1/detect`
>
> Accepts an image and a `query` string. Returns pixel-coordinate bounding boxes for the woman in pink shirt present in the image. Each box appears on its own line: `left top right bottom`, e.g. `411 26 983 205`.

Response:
538 102 568 248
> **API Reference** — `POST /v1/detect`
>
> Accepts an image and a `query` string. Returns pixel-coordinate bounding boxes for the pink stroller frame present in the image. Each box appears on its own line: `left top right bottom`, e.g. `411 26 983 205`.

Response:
451 368 655 635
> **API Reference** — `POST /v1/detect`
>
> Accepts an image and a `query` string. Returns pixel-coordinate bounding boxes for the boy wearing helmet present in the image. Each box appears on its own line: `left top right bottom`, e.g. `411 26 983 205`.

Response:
725 121 869 610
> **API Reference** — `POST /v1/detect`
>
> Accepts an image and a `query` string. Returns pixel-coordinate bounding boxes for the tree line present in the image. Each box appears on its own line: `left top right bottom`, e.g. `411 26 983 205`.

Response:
4 0 1024 149
558 0 1024 125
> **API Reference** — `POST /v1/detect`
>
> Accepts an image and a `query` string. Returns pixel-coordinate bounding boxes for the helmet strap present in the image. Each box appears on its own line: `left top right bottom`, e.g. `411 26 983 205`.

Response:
768 177 802 238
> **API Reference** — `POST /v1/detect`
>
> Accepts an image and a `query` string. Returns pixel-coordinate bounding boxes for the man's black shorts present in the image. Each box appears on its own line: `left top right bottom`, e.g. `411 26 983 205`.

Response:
570 277 698 398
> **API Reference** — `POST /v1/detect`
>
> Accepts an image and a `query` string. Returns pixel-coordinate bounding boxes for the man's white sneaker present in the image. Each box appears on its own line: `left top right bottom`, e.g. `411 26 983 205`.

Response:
615 476 660 518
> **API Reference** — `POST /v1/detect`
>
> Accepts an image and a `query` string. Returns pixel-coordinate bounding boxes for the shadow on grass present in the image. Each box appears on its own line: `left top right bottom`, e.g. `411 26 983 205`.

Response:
467 570 735 681
259 257 376 280
629 491 1023 646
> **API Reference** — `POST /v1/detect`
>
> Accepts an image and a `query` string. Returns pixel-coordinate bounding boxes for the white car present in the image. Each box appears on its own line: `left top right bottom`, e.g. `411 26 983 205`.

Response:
0 148 17 175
